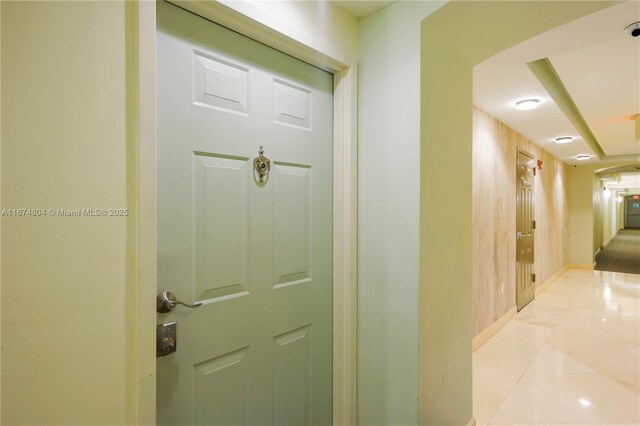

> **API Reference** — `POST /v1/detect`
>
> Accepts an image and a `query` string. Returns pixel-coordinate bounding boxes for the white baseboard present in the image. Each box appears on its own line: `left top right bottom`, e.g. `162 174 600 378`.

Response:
472 306 517 351
535 264 569 297
568 263 594 271
474 265 572 352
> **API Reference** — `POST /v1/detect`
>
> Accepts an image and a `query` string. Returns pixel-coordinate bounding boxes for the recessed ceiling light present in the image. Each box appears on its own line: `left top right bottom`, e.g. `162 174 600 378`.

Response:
576 154 590 161
515 99 540 110
555 136 573 144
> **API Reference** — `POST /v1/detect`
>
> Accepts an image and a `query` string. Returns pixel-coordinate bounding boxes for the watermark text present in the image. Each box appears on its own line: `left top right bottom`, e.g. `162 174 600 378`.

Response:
1 208 129 217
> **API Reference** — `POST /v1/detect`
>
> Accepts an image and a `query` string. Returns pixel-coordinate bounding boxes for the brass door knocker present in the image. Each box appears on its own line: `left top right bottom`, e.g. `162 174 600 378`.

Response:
254 145 270 183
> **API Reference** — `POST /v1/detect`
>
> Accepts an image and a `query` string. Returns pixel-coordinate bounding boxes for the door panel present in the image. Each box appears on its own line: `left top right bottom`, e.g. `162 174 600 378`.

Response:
273 79 312 129
194 153 250 300
156 2 333 424
273 325 311 425
274 164 312 287
193 347 250 425
193 50 249 115
516 151 535 311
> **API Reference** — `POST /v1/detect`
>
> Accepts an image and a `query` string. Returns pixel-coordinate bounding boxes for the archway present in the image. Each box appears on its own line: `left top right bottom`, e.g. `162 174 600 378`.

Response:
418 2 619 424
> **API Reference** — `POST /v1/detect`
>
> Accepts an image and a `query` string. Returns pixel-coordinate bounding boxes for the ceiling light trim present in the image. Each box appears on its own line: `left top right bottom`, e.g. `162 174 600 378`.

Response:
515 99 540 110
555 136 573 144
527 57 607 160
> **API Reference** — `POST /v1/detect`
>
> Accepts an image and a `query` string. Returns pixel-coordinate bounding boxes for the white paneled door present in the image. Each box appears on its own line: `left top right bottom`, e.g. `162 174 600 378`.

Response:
156 2 333 424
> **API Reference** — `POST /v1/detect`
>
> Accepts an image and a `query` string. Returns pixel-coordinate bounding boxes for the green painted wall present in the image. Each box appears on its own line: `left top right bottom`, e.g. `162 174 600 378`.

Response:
420 32 473 425
1 2 131 423
358 2 445 424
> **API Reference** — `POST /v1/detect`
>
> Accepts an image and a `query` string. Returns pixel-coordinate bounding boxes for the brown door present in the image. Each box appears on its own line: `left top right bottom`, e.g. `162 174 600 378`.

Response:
516 151 535 311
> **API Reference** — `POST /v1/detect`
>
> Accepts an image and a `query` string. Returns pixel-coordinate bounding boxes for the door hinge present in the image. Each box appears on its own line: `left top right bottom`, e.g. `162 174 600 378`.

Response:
532 220 536 230
531 273 536 283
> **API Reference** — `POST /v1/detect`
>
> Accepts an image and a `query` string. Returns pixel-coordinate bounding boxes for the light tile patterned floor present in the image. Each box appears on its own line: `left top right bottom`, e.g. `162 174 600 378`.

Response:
473 269 640 425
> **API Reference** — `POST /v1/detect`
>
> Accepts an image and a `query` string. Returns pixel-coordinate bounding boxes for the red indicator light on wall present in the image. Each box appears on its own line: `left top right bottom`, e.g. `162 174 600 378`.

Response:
633 195 639 199
537 160 544 170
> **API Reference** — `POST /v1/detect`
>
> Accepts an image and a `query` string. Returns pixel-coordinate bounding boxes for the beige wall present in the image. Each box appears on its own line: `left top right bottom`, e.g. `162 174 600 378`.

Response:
472 107 569 336
596 176 627 251
214 0 358 65
1 2 132 424
568 162 634 265
601 184 619 246
568 165 597 265
593 175 604 255
618 193 625 230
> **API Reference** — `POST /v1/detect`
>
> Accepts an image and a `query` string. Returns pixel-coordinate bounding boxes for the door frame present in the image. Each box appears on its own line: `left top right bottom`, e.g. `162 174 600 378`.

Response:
515 148 535 311
129 1 358 424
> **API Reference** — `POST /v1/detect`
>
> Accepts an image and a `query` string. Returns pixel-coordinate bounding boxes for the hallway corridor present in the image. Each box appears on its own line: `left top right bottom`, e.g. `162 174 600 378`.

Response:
473 269 640 425
595 229 640 275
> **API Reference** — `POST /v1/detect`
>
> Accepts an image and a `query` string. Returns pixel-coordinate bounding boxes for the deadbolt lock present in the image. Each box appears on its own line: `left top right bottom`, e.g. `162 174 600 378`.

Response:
159 337 176 354
157 322 177 357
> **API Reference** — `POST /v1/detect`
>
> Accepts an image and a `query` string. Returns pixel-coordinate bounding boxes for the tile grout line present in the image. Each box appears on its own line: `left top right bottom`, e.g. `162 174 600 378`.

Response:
485 271 590 426
487 269 640 424
565 271 640 357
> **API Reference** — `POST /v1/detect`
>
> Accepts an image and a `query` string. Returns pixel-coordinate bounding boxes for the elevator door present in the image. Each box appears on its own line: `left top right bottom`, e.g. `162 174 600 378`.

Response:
626 197 640 228
516 151 535 311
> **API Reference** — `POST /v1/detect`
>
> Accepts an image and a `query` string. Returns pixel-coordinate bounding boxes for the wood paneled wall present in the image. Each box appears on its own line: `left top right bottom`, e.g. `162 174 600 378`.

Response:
472 107 569 337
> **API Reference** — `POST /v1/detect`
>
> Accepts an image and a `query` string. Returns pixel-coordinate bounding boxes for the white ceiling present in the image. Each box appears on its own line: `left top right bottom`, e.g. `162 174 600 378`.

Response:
474 1 640 165
598 164 640 192
333 0 396 20
604 171 640 189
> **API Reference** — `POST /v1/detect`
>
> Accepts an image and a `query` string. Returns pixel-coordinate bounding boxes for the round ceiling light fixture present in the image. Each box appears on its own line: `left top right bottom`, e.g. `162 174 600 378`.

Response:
576 154 590 161
555 136 573 144
515 99 540 110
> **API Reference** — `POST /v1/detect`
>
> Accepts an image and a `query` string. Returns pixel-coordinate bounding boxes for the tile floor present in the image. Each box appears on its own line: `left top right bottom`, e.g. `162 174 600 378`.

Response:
473 269 640 425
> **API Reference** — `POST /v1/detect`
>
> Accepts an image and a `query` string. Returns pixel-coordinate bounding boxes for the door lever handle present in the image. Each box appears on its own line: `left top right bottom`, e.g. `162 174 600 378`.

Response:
516 232 525 240
157 291 202 313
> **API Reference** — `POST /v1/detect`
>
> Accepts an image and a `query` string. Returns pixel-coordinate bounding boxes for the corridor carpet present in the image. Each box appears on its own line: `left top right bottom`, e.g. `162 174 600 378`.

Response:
595 229 640 275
